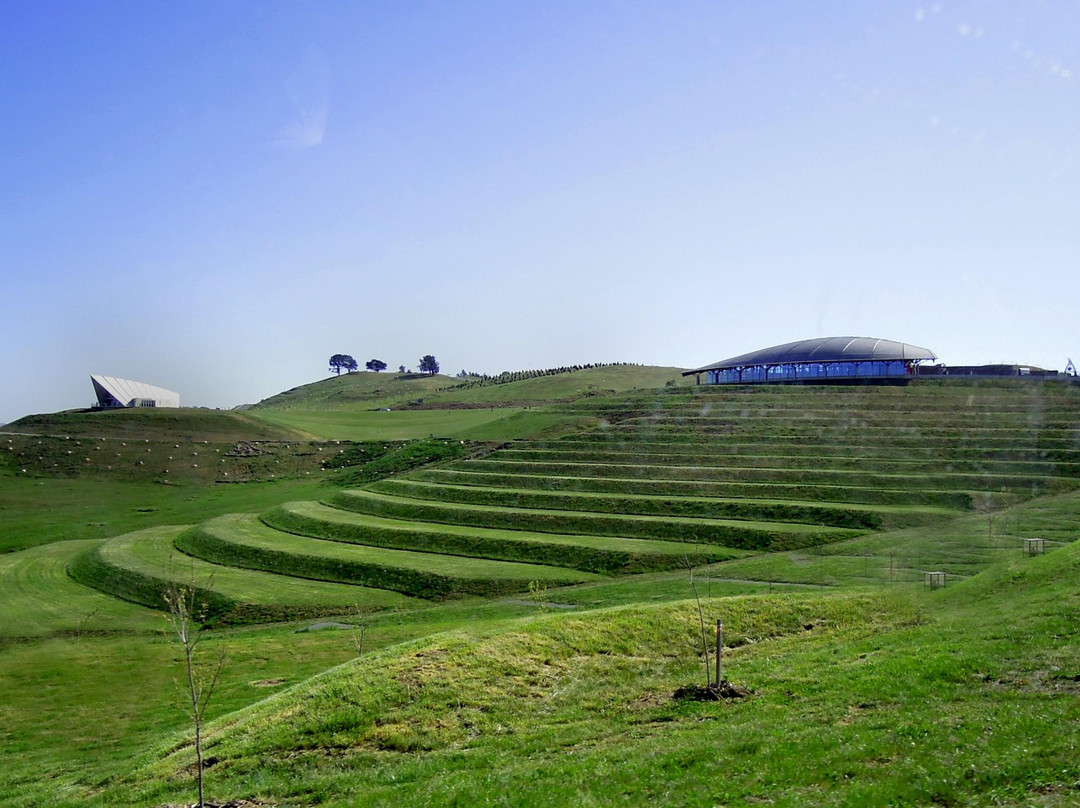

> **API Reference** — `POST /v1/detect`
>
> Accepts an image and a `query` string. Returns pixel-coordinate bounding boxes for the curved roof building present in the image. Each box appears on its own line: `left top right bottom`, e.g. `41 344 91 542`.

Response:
684 337 937 385
91 375 181 408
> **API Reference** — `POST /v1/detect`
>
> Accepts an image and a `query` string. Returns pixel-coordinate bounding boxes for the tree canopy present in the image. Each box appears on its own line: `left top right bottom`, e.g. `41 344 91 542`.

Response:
329 354 358 375
419 355 440 376
365 359 388 373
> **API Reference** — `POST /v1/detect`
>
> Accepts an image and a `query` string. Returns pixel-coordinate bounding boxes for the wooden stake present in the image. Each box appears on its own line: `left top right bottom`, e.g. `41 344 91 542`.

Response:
715 620 723 685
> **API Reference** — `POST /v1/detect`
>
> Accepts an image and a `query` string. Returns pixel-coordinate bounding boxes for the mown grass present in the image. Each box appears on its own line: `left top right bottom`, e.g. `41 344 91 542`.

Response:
97 536 1080 806
495 446 1073 476
0 539 161 639
459 458 1070 494
263 500 743 573
251 371 463 410
2 377 1078 807
2 487 1077 806
365 477 952 529
422 365 685 404
85 525 415 612
243 365 687 441
178 514 600 597
247 406 535 441
327 488 861 550
0 474 327 554
2 407 300 442
410 468 977 509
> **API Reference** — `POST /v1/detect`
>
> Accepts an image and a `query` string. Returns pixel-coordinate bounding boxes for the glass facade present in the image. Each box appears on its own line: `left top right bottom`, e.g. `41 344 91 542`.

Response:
707 360 913 385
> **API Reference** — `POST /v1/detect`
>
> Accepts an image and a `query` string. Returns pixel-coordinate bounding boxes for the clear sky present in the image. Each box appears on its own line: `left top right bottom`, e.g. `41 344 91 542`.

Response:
2 1 1078 423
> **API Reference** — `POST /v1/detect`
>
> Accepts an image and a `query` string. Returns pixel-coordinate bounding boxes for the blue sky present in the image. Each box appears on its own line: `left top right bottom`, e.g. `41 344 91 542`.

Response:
2 1 1079 422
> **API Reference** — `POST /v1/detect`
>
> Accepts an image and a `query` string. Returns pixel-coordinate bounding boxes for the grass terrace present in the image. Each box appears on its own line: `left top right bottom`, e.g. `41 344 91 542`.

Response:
2 376 1080 806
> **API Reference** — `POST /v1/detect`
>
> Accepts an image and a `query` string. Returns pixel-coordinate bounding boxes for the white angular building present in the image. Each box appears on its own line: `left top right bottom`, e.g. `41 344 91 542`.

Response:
91 375 181 409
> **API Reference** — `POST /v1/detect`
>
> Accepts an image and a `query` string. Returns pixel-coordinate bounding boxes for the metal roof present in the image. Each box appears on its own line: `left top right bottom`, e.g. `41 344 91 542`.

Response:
685 337 937 375
91 375 181 407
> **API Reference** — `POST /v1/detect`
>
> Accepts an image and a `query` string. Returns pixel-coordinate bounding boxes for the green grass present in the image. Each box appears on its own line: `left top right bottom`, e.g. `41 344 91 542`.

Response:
263 500 743 573
247 406 536 441
327 488 864 550
251 371 464 410
410 468 978 509
90 525 416 612
243 365 688 441
100 537 1080 806
704 488 1080 587
178 514 601 597
3 377 1080 807
458 458 1071 494
2 408 300 441
365 477 953 529
0 540 161 639
424 365 686 404
0 474 328 554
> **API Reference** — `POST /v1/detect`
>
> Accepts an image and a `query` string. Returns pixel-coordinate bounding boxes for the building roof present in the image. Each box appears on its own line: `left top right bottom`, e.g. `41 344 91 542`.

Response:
685 337 937 375
91 375 181 407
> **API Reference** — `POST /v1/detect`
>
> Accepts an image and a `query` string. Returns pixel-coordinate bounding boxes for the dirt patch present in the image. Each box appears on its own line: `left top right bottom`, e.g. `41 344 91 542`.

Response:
250 678 286 688
161 800 274 808
672 680 750 701
296 621 353 632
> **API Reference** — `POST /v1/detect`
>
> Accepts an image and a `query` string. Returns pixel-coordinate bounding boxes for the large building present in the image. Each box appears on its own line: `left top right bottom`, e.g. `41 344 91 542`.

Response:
91 375 181 409
684 337 938 385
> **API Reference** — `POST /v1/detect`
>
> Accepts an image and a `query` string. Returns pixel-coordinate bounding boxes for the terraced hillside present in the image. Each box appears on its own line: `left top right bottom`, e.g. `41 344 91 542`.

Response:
69 379 1080 621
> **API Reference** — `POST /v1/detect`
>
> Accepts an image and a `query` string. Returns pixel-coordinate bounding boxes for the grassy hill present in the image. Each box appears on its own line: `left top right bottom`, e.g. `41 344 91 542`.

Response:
245 365 688 440
64 505 1080 806
3 407 301 442
1 377 1079 806
251 371 463 410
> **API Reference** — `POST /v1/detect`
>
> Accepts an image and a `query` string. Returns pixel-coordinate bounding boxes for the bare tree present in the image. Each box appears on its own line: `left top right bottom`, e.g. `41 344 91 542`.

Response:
352 605 368 658
683 558 712 687
163 583 227 808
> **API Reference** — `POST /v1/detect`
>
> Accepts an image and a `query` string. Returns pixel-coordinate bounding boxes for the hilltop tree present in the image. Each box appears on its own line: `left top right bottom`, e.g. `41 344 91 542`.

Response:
419 355 440 376
329 354 358 376
366 359 388 373
398 364 406 374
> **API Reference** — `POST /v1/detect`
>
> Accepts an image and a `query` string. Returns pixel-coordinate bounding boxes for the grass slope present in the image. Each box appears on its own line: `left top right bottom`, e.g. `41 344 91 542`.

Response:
3 408 300 442
245 366 687 441
263 500 742 573
327 488 862 549
248 406 532 441
178 514 600 598
252 372 463 410
0 539 161 639
0 474 327 554
70 526 415 620
113 536 1080 807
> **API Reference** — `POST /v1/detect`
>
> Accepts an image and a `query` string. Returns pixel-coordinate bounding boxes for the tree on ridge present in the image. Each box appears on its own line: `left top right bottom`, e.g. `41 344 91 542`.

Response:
419 355 440 376
366 359 388 373
329 354 358 375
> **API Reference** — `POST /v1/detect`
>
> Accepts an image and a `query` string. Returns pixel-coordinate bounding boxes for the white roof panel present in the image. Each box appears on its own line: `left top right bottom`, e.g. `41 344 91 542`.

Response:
91 375 181 408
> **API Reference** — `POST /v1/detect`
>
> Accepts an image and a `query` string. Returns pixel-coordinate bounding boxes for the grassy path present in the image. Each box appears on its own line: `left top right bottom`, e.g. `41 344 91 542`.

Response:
0 540 160 638
97 526 415 610
368 477 953 528
179 514 600 599
412 468 976 508
272 500 746 559
263 501 741 574
328 488 861 550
